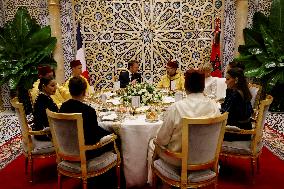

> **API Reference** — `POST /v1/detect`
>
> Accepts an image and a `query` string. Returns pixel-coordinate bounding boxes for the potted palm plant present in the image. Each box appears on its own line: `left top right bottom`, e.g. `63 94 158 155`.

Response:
0 7 57 113
234 0 284 112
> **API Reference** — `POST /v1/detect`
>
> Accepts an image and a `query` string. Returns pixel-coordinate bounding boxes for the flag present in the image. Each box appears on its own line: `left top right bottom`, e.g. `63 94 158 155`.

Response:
76 23 89 82
210 18 222 78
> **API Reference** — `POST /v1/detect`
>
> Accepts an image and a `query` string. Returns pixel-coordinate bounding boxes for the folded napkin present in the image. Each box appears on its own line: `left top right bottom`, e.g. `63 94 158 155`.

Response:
102 113 118 121
106 98 121 105
162 96 175 103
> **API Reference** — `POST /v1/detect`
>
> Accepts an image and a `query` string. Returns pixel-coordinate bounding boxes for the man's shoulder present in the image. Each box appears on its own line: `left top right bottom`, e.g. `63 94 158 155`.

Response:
120 70 129 77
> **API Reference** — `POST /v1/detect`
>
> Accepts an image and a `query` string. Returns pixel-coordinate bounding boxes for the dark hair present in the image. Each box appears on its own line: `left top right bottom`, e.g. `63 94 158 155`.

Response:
228 61 245 70
227 68 252 101
38 77 55 91
68 76 87 97
184 69 205 93
128 60 139 69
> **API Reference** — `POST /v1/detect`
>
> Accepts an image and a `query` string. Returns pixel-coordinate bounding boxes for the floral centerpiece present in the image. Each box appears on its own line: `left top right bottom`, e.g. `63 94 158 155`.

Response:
121 82 162 106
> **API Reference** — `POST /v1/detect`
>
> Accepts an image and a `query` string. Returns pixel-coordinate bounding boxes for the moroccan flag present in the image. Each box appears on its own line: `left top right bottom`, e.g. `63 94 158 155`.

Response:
76 23 89 82
210 18 222 78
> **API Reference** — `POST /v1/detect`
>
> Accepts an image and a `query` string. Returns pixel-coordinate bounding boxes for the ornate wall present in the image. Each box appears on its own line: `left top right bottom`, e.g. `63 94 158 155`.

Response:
73 0 225 89
0 0 274 109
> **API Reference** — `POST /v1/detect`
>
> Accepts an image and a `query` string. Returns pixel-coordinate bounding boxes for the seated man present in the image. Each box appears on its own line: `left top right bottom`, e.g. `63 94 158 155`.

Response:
60 76 112 159
157 60 185 91
119 60 142 88
64 60 91 95
155 69 220 166
30 65 69 107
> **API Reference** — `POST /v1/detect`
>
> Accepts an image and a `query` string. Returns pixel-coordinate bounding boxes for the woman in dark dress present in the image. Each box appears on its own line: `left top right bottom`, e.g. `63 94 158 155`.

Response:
221 68 253 141
59 76 112 160
33 77 58 141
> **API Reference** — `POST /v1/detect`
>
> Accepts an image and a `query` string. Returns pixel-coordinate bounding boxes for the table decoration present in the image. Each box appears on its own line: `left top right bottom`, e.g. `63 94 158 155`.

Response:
121 83 162 106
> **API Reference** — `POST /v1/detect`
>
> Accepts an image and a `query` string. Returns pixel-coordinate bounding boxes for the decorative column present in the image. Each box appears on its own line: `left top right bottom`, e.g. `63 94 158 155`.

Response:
234 0 249 56
48 0 65 84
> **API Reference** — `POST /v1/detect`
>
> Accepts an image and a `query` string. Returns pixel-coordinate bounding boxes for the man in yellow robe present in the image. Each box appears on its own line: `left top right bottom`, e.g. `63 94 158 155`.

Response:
30 66 69 107
63 60 91 95
157 60 185 91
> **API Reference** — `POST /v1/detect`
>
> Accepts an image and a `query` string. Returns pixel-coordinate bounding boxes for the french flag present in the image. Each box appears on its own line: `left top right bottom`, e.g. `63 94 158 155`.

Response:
76 23 89 82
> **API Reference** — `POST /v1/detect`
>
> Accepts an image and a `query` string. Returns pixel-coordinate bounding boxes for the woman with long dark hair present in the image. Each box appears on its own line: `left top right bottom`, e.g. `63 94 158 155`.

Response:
221 68 253 141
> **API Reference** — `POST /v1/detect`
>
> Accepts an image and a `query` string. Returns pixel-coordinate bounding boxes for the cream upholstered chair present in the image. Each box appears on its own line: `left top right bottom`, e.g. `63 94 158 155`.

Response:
151 113 228 189
221 95 273 178
11 97 55 182
249 83 262 109
46 110 121 189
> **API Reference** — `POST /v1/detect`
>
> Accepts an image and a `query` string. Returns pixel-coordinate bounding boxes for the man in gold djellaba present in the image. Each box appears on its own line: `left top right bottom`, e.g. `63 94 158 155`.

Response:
157 60 185 91
63 60 91 95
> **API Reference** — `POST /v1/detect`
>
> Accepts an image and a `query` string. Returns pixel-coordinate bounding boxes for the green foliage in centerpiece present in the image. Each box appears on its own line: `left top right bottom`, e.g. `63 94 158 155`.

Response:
122 83 162 106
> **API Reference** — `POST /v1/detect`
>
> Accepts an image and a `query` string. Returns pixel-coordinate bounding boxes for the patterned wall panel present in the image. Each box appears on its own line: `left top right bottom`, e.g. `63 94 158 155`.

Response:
222 0 236 70
75 0 225 89
60 0 76 80
0 0 4 27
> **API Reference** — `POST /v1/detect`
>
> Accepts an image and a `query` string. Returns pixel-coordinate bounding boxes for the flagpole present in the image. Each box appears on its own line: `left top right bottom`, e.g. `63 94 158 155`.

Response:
48 0 65 84
234 0 248 56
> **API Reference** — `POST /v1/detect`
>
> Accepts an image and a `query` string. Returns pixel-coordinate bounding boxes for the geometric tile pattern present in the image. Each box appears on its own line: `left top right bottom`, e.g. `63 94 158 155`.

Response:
74 0 225 89
60 0 75 80
222 0 236 71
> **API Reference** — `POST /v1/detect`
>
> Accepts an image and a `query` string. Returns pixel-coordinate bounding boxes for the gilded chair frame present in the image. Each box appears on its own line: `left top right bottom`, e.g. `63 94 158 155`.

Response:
46 110 121 189
11 97 55 182
152 113 228 189
220 95 273 177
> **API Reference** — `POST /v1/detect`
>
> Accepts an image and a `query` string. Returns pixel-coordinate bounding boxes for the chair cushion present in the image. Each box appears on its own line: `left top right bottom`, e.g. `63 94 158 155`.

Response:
153 159 216 183
58 151 117 173
23 137 54 155
222 141 263 155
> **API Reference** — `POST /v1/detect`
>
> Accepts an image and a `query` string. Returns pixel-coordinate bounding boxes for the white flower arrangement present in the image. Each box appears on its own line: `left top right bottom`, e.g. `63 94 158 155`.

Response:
122 82 162 106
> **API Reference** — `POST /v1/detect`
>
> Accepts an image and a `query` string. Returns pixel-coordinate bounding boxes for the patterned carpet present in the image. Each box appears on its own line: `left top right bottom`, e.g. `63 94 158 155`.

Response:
263 125 284 160
0 112 283 170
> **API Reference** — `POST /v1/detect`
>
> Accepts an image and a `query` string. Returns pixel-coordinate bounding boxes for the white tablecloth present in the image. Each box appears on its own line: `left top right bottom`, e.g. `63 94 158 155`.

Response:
120 115 162 188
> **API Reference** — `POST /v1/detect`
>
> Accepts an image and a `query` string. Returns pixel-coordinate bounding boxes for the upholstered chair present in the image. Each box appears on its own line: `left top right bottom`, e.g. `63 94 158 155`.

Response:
221 95 273 180
46 110 121 189
11 97 55 182
151 113 228 189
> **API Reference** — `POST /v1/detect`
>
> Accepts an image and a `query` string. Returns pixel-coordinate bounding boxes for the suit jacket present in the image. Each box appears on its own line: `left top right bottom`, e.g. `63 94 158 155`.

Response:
33 93 58 141
59 99 112 159
119 71 142 88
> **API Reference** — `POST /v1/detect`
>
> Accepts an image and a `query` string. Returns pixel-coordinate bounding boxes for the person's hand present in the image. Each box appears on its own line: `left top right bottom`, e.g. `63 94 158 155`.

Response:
131 79 137 85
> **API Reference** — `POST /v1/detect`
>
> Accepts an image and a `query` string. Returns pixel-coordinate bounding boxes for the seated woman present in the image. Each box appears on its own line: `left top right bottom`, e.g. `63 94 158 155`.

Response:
221 68 253 141
156 69 220 166
33 77 58 141
201 62 217 99
59 76 112 160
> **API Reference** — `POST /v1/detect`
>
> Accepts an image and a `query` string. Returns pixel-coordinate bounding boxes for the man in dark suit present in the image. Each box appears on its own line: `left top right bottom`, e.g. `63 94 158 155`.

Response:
119 60 142 88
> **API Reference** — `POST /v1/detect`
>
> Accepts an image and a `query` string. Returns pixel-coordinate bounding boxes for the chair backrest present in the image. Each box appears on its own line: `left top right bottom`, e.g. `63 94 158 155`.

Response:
252 95 273 154
181 112 228 172
10 97 33 152
249 83 262 109
46 110 85 162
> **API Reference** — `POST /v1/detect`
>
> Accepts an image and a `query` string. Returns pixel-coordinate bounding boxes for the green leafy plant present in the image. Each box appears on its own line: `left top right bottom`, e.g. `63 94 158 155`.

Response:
234 0 284 112
0 7 57 90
